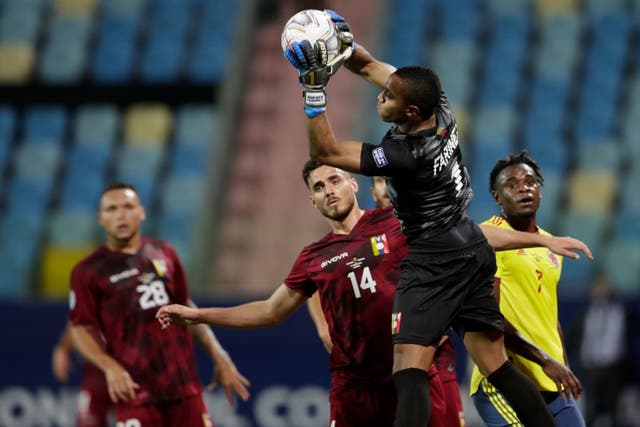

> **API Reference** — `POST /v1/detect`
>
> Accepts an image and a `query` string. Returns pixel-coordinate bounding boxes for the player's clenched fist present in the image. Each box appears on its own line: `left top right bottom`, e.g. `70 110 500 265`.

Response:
156 304 200 328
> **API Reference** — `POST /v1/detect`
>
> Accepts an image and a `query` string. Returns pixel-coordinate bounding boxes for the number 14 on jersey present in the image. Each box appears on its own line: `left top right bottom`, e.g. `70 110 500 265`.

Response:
347 266 377 298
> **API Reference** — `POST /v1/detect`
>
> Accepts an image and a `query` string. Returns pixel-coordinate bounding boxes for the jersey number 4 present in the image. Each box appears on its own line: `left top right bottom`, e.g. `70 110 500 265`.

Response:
137 280 169 309
347 266 377 299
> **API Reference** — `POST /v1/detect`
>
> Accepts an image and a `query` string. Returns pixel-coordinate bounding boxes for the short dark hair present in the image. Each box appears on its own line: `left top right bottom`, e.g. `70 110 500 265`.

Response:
100 181 137 198
489 150 544 193
302 159 324 187
393 66 442 119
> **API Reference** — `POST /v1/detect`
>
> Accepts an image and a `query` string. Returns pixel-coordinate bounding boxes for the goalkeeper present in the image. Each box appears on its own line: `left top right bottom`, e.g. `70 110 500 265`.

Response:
284 10 589 427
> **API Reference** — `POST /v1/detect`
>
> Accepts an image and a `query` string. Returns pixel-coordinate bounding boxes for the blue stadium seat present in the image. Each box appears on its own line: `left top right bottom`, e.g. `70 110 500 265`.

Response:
73 104 119 146
12 142 62 179
60 171 106 212
174 105 219 147
438 0 479 42
23 105 68 141
139 36 184 83
92 15 137 84
601 240 640 296
159 175 204 215
114 145 164 178
0 0 46 44
39 15 92 84
47 209 98 245
5 176 52 218
0 104 16 142
169 144 209 176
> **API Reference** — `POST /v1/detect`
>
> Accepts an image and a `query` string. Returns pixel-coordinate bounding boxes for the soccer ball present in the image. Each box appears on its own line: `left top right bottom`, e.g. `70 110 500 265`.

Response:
281 9 340 65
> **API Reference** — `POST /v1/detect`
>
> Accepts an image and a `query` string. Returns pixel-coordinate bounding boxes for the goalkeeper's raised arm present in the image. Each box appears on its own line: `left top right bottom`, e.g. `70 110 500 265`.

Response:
344 44 397 90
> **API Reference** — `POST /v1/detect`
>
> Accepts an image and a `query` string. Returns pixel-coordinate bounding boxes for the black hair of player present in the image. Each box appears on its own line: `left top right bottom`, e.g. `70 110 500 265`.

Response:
101 181 138 197
393 66 442 120
302 159 324 187
489 150 544 193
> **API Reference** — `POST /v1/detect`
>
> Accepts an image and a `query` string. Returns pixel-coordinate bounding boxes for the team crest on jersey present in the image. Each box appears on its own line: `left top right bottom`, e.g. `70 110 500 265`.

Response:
151 258 167 277
372 147 388 167
391 312 402 334
547 251 560 268
370 234 390 256
346 256 365 269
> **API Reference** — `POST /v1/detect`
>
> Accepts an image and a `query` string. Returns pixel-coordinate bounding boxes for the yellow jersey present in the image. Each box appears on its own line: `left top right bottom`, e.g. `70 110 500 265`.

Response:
470 215 565 395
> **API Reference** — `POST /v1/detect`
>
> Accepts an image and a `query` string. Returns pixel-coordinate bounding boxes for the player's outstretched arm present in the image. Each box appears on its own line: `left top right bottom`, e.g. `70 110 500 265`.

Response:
479 224 593 260
70 324 139 403
307 292 332 353
187 299 250 405
344 43 396 89
157 285 307 329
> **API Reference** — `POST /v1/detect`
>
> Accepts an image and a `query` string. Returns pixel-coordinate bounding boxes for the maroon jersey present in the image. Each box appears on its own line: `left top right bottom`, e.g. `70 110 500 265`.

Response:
434 338 458 383
285 208 407 383
69 237 202 405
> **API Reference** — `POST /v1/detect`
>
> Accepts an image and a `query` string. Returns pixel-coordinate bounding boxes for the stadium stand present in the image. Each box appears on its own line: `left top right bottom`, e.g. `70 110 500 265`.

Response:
0 0 248 298
0 0 638 301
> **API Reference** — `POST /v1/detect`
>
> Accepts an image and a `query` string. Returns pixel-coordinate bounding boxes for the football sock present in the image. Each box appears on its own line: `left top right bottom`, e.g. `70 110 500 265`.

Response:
393 368 431 427
487 360 557 427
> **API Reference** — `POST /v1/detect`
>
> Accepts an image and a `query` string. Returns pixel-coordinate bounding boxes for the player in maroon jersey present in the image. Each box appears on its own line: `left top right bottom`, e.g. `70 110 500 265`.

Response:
68 182 250 427
157 161 591 426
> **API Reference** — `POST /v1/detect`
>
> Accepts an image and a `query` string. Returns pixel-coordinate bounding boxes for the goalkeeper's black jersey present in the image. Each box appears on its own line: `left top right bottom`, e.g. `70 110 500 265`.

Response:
360 91 473 243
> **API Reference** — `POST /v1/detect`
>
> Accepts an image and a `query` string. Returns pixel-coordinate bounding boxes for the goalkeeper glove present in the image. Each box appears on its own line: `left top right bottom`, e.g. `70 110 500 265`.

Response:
324 9 355 58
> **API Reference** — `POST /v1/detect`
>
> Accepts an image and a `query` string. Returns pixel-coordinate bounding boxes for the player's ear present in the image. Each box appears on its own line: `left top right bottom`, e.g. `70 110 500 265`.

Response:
351 178 359 193
491 190 500 204
140 206 147 221
406 104 420 119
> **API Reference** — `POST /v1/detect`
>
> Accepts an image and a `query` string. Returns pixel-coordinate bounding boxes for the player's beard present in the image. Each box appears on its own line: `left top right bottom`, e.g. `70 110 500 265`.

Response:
322 196 355 222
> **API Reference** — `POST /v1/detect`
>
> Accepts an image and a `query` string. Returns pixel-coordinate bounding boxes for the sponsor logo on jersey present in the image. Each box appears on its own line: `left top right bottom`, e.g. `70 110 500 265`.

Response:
391 312 402 334
370 234 390 256
109 268 140 284
547 251 560 268
372 147 388 167
138 272 156 285
346 256 365 269
320 252 349 269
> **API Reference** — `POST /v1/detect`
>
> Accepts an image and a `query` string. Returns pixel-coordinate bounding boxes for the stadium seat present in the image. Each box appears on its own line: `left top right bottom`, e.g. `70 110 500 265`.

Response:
0 42 35 83
23 105 68 141
169 144 209 176
159 175 205 215
566 170 617 215
47 209 98 245
139 35 185 84
123 103 172 145
0 104 16 143
0 0 46 44
6 176 52 218
601 240 640 296
54 0 97 16
114 145 165 181
73 104 120 146
12 142 62 179
40 243 94 298
91 14 138 84
174 105 219 147
39 14 91 83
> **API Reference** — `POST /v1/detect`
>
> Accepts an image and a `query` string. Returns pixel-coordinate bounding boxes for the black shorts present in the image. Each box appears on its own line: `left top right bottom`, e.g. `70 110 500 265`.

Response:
392 220 503 347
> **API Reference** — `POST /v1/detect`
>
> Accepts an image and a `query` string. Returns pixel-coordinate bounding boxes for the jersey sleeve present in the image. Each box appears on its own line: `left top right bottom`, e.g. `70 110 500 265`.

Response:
167 244 189 305
360 137 420 177
68 264 99 327
283 249 317 298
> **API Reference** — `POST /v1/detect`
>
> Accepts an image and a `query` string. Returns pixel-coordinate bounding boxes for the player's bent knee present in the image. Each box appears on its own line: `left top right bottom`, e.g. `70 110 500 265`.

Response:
393 343 436 373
